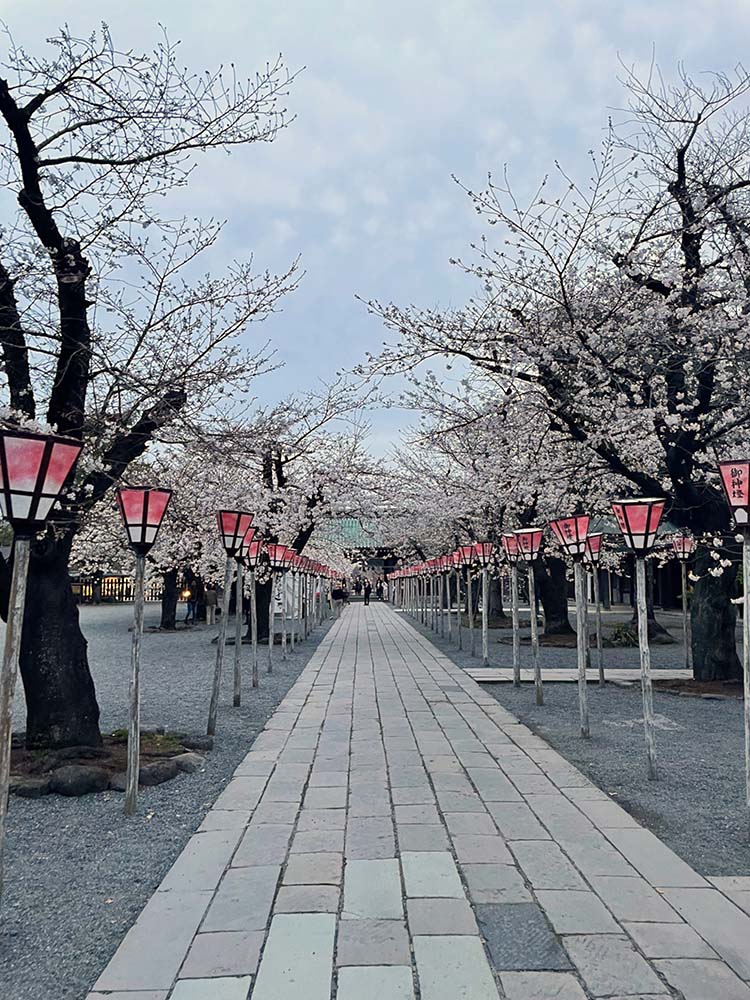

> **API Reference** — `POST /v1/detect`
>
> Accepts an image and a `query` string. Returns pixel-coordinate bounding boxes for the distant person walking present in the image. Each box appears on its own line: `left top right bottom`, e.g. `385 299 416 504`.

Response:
184 587 197 624
363 580 372 606
354 579 362 597
376 578 384 601
205 584 218 625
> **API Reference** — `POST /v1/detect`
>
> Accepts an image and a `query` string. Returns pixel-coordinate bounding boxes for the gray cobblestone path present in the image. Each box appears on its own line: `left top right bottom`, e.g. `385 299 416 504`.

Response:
88 603 750 999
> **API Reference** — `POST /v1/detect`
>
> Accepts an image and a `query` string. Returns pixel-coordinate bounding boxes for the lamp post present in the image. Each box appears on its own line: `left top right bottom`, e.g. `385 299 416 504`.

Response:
671 532 695 673
116 486 173 815
612 497 665 780
718 460 750 833
289 553 300 650
550 515 591 739
208 510 253 737
242 536 263 688
0 429 83 895
514 528 544 705
501 533 522 687
440 555 451 640
585 533 605 685
473 542 496 667
266 544 290 669
452 550 463 648
232 525 255 707
459 545 477 655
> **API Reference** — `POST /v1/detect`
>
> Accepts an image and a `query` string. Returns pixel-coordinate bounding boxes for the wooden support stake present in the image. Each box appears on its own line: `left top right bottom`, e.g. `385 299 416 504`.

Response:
635 556 658 780
574 560 590 739
268 576 275 673
528 563 543 705
456 570 463 649
250 569 259 688
281 572 288 661
481 567 490 667
233 559 243 707
468 567 476 656
592 568 605 684
208 557 234 736
511 564 521 687
125 552 147 815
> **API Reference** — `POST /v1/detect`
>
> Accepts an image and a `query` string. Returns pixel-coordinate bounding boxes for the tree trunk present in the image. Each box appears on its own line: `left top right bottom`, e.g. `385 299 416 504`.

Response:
160 568 178 630
246 577 272 642
18 536 102 749
536 556 574 635
488 576 507 620
691 543 742 681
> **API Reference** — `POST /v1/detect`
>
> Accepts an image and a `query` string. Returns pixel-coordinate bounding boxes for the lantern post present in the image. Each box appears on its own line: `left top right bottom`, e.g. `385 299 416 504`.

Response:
280 548 293 660
242 536 263 688
515 528 544 705
0 430 83 892
266 544 288 670
459 545 476 656
451 551 462 649
473 542 496 667
209 511 253 736
718 461 750 833
289 554 300 651
550 516 591 739
612 497 666 780
585 534 605 685
116 486 173 815
671 533 695 673
233 525 255 707
502 534 522 687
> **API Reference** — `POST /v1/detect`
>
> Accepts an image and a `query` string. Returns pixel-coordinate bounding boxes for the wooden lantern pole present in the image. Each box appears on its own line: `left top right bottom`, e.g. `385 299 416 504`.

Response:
527 562 543 705
592 567 605 684
573 558 590 739
268 572 276 673
510 563 521 687
249 568 259 688
743 530 750 834
635 555 658 780
468 565 476 656
208 556 234 736
124 552 147 815
232 558 244 707
481 566 490 666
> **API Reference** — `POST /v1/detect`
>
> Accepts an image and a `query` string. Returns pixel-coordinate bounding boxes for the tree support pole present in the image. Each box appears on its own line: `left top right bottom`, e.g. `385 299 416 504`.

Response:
0 536 31 897
233 560 243 706
528 563 543 705
511 564 521 687
481 567 490 667
592 568 605 684
208 557 234 736
250 569 258 688
743 532 750 835
635 556 658 780
574 560 590 739
125 552 147 815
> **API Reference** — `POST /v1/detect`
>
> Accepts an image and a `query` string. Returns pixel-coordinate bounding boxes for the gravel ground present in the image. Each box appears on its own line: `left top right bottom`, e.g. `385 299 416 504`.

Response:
403 607 750 879
0 604 328 1000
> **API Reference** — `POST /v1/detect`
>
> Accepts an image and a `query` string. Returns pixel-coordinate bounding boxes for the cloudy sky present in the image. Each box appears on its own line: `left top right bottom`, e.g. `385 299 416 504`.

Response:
4 1 750 451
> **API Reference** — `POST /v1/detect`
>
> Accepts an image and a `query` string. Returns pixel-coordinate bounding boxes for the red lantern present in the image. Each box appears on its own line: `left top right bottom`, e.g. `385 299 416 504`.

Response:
514 527 544 562
611 498 665 553
672 533 694 561
243 539 263 568
452 550 462 568
718 461 750 526
267 543 290 570
501 533 519 563
116 487 172 554
459 544 475 567
0 428 83 534
217 510 254 558
549 515 590 560
473 541 495 567
584 533 603 565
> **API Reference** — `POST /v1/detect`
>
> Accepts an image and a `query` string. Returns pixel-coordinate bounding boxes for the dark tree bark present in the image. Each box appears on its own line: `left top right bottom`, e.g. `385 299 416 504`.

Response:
691 544 742 681
160 569 178 630
536 556 573 635
18 536 101 748
488 576 506 620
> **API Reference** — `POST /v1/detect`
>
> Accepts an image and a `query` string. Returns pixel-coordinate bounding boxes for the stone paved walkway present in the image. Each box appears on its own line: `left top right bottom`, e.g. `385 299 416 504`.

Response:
89 603 750 1000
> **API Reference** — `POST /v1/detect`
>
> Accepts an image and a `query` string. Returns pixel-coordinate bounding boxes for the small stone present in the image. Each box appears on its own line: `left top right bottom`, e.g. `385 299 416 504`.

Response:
49 764 110 796
139 760 180 786
182 735 214 751
10 776 51 798
173 753 205 774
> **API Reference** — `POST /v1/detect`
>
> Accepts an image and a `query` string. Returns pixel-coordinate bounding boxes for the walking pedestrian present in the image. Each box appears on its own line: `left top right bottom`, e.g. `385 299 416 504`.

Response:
205 583 218 625
376 577 384 601
363 580 372 606
184 586 197 624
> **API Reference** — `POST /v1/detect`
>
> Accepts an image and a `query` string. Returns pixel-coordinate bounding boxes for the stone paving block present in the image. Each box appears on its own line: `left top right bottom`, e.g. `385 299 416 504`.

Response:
343 858 403 918
708 875 750 916
170 978 252 1000
487 801 550 840
509 841 587 890
499 971 588 999
179 931 264 978
274 884 340 912
435 789 487 812
562 934 667 996
160 830 242 892
536 890 621 935
297 808 347 831
345 816 395 859
507 772 558 795
557 832 637 878
573 799 639 829
655 958 750 999
263 778 306 802
395 803 441 824
462 863 532 903
397 823 450 851
88 993 167 1000
476 902 573 971
250 801 299 825
603 828 707 887
392 785 436 804
623 920 716 959
406 897 478 935
290 829 344 854
252 913 335 1000
93 890 212 992
413 935 501 1000
213 776 268 812
337 965 415 1000
198 810 249 833
389 767 430 788
202 866 280 932
452 834 513 865
589 876 681 923
283 852 342 885
304 786 347 809
401 851 464 898
336 918 410 965
662 886 750 979
308 770 348 787
443 811 496 836
525 794 595 838
232 823 293 867
431 772 474 793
